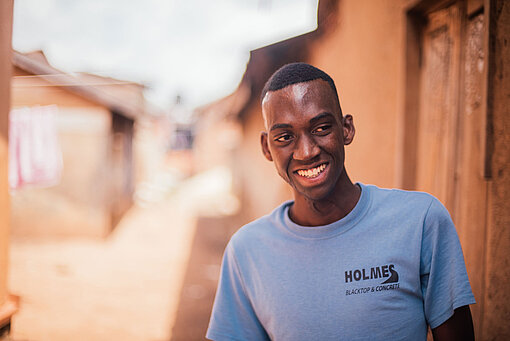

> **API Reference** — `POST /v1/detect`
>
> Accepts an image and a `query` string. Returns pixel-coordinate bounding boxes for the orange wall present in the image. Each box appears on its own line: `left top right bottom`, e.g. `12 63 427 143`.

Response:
308 0 407 188
482 0 510 337
0 0 14 307
236 107 292 220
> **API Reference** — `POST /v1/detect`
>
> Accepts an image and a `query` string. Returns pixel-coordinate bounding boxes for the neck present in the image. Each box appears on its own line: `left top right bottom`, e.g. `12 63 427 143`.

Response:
289 174 361 227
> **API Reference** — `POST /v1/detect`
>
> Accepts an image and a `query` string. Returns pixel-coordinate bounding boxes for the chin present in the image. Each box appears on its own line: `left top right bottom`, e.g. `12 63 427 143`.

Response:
295 185 336 203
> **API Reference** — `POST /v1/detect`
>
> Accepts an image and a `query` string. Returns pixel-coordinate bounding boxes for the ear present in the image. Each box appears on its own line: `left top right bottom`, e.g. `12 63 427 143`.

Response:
342 114 355 145
260 132 273 161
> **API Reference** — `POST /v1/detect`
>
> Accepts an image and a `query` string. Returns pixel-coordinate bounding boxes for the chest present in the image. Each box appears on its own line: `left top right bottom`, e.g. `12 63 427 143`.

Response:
241 221 427 340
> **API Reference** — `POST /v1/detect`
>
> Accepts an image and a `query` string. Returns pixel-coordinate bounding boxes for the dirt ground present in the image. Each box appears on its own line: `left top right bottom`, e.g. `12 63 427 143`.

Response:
7 167 239 341
170 215 241 341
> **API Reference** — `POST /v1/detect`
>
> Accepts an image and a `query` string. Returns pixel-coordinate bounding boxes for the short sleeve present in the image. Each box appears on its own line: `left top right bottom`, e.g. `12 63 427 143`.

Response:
420 198 476 329
206 241 269 341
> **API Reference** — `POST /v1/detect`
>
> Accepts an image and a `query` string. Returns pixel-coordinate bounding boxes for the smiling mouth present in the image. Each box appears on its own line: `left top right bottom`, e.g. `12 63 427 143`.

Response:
295 163 328 179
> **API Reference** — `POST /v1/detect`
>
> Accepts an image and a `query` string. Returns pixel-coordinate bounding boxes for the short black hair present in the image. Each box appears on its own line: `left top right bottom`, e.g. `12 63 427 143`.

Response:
260 62 342 115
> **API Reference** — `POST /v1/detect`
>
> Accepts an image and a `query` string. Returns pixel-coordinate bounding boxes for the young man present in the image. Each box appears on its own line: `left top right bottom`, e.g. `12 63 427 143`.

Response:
207 63 475 340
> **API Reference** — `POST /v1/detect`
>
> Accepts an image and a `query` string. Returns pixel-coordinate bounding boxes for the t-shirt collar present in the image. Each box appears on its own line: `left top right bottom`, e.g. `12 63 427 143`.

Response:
279 182 371 239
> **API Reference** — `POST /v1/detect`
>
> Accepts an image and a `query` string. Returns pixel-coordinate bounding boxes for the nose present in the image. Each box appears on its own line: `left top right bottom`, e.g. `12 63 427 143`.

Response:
293 134 320 161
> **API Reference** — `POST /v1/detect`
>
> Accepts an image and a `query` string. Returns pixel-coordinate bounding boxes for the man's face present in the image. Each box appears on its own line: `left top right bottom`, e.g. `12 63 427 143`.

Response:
260 79 354 202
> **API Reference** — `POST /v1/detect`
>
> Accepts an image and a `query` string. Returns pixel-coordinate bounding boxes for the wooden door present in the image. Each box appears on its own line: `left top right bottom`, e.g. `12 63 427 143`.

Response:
415 3 462 211
452 9 487 336
407 1 488 337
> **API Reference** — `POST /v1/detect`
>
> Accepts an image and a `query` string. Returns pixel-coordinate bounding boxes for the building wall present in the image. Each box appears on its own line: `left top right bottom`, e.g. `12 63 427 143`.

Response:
308 0 406 188
236 107 292 220
194 112 241 174
9 106 113 239
12 68 98 107
110 112 135 227
0 0 14 308
483 0 510 337
10 72 114 238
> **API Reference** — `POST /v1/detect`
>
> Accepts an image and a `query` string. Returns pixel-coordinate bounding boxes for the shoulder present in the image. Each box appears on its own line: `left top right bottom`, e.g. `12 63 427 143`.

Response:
360 184 454 232
228 201 291 250
361 183 438 211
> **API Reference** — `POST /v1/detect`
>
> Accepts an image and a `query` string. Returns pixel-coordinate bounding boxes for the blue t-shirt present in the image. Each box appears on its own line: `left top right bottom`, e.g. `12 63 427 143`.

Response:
207 184 475 340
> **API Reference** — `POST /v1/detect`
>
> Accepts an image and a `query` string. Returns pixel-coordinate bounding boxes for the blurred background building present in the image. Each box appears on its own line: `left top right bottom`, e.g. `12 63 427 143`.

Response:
11 50 148 238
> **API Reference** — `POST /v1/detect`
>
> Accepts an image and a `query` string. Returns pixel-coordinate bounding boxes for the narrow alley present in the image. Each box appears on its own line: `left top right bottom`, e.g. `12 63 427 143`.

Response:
7 167 237 341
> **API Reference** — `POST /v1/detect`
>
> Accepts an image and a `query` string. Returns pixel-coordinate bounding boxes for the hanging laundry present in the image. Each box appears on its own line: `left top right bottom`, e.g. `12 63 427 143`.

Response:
9 105 63 189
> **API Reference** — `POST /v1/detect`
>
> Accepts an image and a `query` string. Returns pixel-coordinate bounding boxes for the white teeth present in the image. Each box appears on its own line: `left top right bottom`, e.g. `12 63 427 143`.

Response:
296 164 327 178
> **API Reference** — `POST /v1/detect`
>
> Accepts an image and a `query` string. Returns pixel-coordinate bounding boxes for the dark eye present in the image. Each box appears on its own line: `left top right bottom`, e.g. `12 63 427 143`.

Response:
275 134 293 143
313 124 331 135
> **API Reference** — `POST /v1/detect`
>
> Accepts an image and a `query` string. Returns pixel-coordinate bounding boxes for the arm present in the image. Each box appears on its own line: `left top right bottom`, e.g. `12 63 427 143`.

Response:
432 305 474 341
207 241 270 341
420 198 476 334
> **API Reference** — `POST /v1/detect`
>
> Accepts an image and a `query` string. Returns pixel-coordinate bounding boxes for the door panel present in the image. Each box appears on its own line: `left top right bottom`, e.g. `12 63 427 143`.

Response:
408 2 488 337
453 11 487 335
416 4 461 210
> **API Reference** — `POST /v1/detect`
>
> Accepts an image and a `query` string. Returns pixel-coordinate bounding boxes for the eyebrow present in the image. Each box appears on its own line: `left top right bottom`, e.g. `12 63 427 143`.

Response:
270 123 293 132
309 112 335 125
269 112 335 132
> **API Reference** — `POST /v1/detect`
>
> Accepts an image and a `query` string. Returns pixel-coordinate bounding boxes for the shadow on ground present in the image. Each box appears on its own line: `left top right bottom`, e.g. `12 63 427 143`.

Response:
170 214 242 340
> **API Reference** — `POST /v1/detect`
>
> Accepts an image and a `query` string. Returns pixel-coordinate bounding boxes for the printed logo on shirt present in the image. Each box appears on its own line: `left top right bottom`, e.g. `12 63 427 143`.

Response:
344 264 400 296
